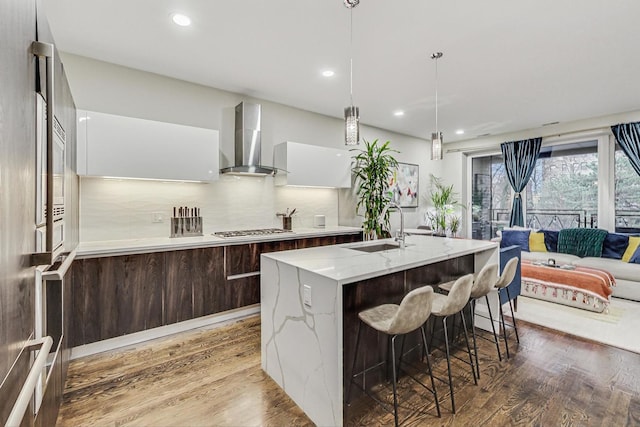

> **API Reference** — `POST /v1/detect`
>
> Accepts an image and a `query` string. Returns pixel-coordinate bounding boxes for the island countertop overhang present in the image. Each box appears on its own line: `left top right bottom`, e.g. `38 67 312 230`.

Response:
260 235 498 285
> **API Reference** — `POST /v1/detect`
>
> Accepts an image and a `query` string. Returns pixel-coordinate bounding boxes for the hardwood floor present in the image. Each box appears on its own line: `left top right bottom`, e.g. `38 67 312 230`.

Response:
58 316 640 426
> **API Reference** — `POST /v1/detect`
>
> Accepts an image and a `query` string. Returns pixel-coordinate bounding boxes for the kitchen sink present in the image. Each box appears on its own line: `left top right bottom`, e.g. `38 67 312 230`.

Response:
347 243 402 252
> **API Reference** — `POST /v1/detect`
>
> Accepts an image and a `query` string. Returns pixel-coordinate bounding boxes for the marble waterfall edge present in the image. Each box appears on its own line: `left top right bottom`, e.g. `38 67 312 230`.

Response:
261 257 343 426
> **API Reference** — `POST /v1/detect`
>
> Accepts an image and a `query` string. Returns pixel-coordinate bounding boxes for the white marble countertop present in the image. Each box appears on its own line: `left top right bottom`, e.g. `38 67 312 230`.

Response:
261 235 498 285
76 226 363 258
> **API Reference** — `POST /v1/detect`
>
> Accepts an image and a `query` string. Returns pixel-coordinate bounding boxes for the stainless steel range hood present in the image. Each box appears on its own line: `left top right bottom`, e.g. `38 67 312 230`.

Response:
220 102 276 176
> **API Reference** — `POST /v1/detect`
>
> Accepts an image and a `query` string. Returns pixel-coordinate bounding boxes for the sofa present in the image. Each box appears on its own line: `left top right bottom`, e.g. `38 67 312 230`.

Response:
497 228 640 302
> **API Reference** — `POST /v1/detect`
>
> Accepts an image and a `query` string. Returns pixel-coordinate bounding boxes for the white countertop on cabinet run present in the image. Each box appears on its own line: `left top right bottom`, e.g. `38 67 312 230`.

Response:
76 226 362 258
261 235 498 285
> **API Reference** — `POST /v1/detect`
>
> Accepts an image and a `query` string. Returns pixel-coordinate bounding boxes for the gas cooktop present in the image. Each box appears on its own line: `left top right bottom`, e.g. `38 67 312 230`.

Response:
213 228 292 238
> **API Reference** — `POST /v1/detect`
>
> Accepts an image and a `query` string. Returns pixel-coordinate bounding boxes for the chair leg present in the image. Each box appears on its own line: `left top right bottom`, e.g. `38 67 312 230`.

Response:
484 295 502 362
498 291 510 359
442 317 456 414
346 320 362 404
469 301 480 380
459 309 478 385
505 287 520 343
390 335 399 427
420 325 441 418
386 335 392 382
429 315 437 350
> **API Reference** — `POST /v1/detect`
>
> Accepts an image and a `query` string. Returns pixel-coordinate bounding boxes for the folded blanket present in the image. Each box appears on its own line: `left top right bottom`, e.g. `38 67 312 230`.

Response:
557 228 608 258
522 261 614 302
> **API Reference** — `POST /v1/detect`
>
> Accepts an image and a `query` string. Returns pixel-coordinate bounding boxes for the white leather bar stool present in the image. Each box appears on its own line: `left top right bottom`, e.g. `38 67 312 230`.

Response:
346 285 441 426
430 274 475 414
438 263 500 380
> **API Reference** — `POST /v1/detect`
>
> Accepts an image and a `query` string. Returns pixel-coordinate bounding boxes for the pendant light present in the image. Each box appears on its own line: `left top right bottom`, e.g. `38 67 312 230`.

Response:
431 52 443 160
344 0 360 145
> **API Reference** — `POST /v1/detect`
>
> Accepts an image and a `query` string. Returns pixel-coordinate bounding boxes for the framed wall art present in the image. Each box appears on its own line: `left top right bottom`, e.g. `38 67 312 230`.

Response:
389 162 419 207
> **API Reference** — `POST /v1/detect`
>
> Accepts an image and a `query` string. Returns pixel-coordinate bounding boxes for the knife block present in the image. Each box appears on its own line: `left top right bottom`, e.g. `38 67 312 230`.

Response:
170 216 203 238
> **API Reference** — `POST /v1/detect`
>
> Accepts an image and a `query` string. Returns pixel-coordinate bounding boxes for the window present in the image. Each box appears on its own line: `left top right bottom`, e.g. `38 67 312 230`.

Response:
614 148 640 233
469 134 640 240
525 141 598 230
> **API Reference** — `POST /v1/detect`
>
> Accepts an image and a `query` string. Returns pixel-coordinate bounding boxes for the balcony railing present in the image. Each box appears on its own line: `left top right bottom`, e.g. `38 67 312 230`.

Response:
489 209 640 233
487 208 596 232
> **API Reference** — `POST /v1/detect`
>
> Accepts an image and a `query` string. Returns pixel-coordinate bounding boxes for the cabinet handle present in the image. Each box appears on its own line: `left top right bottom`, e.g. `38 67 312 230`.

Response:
30 41 59 266
226 271 260 281
6 336 54 427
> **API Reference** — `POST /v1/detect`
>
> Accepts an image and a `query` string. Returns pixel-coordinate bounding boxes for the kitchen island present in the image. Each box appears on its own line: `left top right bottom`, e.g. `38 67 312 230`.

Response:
261 235 498 426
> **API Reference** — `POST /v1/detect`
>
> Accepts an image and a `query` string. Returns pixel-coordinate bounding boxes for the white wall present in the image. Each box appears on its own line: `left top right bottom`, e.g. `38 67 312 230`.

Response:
61 53 442 241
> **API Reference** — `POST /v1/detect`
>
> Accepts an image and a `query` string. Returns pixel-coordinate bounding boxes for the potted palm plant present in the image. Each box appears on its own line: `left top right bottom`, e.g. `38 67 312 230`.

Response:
426 175 463 236
351 139 399 240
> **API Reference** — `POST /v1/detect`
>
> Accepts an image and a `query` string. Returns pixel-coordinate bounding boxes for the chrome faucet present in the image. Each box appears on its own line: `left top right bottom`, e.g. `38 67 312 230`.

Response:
380 201 405 249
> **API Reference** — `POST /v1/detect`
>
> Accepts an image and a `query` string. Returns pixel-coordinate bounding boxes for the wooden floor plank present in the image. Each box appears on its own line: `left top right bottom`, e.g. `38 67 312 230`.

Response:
58 316 640 426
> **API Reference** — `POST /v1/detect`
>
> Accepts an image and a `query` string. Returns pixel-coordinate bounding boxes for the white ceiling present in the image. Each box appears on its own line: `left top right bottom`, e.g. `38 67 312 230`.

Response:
45 0 640 143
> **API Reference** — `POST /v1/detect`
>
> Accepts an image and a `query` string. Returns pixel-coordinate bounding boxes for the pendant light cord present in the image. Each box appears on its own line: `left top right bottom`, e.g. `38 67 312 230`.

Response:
435 55 438 135
431 52 443 135
349 7 354 105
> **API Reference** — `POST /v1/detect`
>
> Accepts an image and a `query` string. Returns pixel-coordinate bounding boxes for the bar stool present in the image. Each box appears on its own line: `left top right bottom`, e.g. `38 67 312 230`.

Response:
495 257 520 358
346 286 441 426
430 274 475 414
438 263 500 380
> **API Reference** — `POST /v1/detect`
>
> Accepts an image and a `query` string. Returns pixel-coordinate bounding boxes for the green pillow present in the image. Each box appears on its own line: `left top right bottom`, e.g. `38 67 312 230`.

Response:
557 228 608 258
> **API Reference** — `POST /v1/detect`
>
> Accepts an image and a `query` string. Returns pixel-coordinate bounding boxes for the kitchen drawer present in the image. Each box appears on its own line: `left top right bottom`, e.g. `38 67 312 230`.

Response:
225 244 260 278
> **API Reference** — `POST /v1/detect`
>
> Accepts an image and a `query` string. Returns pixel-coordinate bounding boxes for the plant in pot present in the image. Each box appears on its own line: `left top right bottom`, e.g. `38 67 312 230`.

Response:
425 175 463 236
351 139 399 240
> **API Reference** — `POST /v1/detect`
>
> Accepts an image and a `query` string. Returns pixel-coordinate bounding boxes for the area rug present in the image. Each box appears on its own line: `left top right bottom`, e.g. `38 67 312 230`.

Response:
512 296 640 354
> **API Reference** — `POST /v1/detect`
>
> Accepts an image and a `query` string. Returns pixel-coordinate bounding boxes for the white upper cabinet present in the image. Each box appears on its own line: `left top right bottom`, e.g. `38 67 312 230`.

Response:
273 141 351 188
76 110 219 181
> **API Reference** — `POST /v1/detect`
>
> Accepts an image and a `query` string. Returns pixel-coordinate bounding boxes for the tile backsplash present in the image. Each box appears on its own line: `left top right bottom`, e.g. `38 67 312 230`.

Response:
80 175 343 241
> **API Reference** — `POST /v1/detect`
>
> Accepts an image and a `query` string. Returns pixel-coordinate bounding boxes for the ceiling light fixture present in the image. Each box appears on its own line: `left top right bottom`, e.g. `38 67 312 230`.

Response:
456 129 464 135
343 0 360 146
322 70 335 77
431 52 443 160
394 111 405 117
171 13 191 27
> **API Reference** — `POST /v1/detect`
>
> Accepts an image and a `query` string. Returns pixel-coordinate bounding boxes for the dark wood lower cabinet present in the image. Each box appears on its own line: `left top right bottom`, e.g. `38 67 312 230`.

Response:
70 253 164 347
70 233 362 347
164 247 228 323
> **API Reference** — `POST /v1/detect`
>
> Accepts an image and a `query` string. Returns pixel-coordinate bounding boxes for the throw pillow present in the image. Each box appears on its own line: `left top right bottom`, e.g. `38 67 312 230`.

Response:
557 228 608 258
529 231 547 252
501 229 530 251
622 236 640 262
629 243 640 264
602 233 630 260
541 229 559 252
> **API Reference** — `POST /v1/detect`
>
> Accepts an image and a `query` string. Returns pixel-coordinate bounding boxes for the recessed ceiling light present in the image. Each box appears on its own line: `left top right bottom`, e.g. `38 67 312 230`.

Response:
322 70 335 77
455 129 464 135
393 111 405 116
171 13 192 27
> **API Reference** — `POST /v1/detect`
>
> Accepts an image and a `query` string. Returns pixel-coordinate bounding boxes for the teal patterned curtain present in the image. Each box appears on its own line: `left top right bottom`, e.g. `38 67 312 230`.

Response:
500 138 542 227
611 122 640 177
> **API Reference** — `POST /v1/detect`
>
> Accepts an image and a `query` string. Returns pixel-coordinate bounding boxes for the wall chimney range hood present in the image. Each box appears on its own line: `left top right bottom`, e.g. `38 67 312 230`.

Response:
220 102 276 176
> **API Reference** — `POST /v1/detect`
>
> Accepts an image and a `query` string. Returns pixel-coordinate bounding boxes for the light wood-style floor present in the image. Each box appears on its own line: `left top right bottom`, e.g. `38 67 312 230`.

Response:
58 315 640 426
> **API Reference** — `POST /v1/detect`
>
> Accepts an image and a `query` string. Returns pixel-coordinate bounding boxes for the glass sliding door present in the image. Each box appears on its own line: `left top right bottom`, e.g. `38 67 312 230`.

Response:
471 155 510 240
